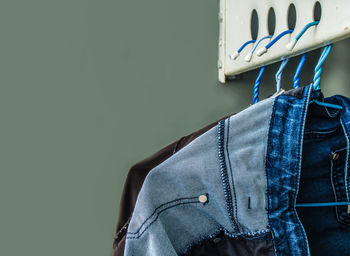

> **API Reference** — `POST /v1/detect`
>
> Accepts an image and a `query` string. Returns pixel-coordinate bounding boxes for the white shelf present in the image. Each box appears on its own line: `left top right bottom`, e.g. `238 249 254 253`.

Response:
218 0 350 83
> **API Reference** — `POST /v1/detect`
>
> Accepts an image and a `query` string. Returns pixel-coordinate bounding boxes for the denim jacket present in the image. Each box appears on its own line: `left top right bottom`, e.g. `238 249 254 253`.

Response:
124 84 350 256
113 115 229 256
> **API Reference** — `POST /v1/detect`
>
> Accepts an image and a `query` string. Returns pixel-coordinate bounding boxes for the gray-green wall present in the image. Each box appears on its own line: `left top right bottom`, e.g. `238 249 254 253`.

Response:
1 0 349 255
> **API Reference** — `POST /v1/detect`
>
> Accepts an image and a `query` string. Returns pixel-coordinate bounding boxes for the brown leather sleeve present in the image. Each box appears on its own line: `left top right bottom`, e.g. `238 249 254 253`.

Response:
113 114 231 256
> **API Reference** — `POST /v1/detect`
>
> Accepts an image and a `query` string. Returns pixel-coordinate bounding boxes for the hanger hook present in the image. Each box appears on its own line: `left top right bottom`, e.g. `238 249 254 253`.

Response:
312 44 332 91
293 53 307 89
253 66 266 104
275 59 289 92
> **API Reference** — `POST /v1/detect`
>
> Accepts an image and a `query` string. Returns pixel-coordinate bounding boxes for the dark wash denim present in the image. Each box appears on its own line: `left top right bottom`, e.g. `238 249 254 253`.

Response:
266 85 350 256
297 102 350 255
124 84 350 256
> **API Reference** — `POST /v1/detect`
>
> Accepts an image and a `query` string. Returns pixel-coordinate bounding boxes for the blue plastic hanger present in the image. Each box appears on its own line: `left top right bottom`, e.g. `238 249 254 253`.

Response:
253 66 266 104
293 53 306 89
245 35 272 62
275 59 289 92
308 44 343 110
231 39 256 60
257 29 294 56
286 21 319 51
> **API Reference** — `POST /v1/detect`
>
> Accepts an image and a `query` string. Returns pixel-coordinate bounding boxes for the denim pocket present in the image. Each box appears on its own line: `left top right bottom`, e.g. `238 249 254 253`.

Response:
126 193 209 239
303 126 340 143
330 148 350 226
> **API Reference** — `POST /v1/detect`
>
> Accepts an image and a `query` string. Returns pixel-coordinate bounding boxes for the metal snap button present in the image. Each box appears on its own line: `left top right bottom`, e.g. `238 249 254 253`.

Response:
198 194 208 204
332 152 339 160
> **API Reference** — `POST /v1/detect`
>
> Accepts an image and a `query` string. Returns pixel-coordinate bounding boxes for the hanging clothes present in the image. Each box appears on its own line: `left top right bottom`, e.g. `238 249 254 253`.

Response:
121 84 350 256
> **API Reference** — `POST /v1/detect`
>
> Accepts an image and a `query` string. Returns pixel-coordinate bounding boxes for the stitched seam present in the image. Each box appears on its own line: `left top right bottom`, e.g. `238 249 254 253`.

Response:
265 98 279 256
304 126 339 135
127 199 201 239
224 228 271 238
127 196 200 236
333 147 347 153
292 85 312 256
218 119 236 230
325 105 340 118
225 118 240 232
340 118 350 201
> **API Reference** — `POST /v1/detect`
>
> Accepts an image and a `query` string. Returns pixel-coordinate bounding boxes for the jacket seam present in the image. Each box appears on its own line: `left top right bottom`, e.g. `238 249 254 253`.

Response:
293 85 312 256
126 196 203 239
225 117 240 232
218 119 238 231
340 118 350 201
265 98 279 256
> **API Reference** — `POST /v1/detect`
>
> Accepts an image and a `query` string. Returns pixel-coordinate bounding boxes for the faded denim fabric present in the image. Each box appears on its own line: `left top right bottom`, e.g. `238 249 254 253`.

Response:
221 97 274 233
124 84 350 256
124 97 275 256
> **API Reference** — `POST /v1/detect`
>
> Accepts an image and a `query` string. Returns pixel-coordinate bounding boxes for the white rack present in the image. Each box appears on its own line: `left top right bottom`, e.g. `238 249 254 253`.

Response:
218 0 350 83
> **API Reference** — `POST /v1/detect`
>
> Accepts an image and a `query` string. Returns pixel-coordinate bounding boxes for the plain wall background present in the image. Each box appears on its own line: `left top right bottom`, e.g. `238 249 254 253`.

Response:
1 0 350 255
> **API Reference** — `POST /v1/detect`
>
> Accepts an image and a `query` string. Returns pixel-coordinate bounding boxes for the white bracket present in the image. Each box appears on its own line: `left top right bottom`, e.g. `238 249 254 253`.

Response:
218 0 350 83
